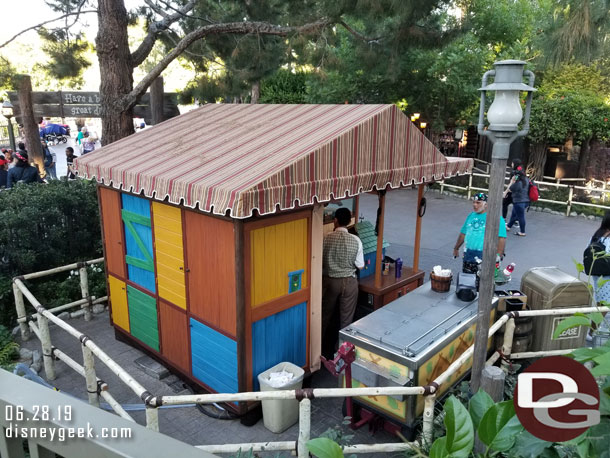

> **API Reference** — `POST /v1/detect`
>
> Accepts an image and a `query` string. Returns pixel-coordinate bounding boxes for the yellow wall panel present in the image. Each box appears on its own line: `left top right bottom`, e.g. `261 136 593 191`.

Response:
153 202 186 309
108 275 129 332
250 218 308 307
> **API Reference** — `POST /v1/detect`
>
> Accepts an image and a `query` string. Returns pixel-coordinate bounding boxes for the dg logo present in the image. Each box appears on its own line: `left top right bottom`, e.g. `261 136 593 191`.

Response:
514 355 600 442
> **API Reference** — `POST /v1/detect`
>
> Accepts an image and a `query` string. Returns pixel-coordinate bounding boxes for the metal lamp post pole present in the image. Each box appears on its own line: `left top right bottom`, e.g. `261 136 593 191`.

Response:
470 61 535 393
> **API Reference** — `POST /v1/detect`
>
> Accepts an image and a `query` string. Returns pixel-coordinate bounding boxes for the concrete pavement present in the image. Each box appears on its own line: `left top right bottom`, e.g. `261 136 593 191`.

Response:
13 189 602 455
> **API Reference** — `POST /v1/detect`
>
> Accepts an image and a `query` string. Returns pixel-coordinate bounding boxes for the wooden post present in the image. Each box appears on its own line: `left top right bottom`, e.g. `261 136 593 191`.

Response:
422 394 436 447
37 313 56 380
475 366 506 453
297 398 311 458
374 190 386 289
413 184 425 272
13 282 30 341
145 407 159 432
150 77 164 125
16 75 43 169
251 81 260 104
566 185 574 216
79 264 92 321
501 318 516 372
82 345 100 407
310 204 324 371
467 173 473 200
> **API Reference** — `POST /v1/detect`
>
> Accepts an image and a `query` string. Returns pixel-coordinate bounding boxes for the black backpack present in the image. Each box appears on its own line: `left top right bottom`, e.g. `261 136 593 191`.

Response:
583 237 610 276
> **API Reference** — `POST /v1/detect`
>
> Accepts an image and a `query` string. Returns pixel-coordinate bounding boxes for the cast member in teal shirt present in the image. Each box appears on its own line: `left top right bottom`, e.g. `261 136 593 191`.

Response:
453 193 507 272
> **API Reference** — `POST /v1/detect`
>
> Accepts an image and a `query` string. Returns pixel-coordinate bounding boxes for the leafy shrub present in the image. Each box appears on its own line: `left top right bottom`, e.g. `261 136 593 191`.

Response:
0 179 103 326
0 324 18 369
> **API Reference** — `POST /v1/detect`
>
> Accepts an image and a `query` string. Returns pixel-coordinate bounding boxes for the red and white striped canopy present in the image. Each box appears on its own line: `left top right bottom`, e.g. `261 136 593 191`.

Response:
75 104 472 218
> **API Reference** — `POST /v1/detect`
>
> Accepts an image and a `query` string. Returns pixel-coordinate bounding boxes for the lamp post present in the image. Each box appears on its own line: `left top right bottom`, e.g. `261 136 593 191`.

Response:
470 60 535 393
2 100 16 151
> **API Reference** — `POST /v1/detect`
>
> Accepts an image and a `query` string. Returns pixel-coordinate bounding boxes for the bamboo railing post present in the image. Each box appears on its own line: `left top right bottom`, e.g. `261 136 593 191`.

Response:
500 318 516 372
422 394 436 447
566 186 574 216
79 263 92 321
297 398 311 458
13 282 30 340
467 173 473 200
440 179 445 195
82 345 100 407
37 313 56 380
145 407 159 432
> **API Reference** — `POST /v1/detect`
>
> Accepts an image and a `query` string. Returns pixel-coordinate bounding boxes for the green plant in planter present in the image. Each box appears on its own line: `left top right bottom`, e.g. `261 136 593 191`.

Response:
429 392 523 458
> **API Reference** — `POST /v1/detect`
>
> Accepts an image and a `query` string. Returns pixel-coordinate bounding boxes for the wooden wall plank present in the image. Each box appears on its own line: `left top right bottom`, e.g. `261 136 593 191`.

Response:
250 218 309 307
184 210 236 336
108 275 129 332
127 286 159 351
309 204 324 371
99 187 126 278
152 202 186 309
190 318 238 393
251 302 307 390
159 300 190 372
121 194 156 293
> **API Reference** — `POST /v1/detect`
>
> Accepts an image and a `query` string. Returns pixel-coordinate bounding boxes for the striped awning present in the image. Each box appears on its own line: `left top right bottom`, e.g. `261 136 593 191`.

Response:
75 104 472 218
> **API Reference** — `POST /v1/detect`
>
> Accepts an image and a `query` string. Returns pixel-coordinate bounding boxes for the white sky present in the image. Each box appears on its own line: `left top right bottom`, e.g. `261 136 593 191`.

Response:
1 0 143 42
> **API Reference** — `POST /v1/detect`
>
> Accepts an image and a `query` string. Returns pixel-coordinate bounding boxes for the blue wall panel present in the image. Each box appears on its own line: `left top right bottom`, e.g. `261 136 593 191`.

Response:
190 318 238 394
252 302 307 390
121 194 156 293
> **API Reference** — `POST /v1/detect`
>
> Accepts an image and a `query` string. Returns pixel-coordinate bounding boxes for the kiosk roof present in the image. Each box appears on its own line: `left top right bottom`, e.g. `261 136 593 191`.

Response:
75 104 472 218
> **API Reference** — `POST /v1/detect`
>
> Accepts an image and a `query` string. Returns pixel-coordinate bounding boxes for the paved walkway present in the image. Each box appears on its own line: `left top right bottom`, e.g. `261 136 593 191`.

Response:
14 189 600 455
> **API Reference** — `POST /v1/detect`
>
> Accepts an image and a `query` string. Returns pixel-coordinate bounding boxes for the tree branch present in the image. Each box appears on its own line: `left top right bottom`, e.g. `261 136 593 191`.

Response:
131 0 196 67
0 10 97 49
337 20 383 44
122 19 333 111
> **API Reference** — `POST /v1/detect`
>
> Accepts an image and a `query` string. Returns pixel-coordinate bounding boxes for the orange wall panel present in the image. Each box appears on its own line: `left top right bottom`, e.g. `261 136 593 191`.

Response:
99 187 126 278
159 300 190 373
184 211 236 336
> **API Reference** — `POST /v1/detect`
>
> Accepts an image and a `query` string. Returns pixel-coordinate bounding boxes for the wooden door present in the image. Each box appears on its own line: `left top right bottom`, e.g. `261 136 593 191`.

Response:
152 202 186 309
99 188 126 278
159 300 190 372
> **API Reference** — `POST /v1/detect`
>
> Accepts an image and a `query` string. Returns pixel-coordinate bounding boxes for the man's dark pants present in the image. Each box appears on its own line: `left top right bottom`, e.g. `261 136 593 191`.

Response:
321 276 359 359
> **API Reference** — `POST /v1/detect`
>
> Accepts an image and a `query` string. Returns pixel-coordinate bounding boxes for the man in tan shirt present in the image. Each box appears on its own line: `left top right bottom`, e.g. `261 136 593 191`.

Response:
321 207 364 358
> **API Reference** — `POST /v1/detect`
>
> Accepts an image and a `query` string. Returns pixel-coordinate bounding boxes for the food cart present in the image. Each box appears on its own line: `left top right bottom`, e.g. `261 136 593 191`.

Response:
75 103 472 414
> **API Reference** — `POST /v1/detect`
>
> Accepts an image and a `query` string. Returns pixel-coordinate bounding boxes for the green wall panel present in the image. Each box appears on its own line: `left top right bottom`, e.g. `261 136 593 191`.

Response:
127 285 159 351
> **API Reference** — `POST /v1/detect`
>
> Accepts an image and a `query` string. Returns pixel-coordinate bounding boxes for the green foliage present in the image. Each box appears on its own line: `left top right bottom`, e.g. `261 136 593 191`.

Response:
430 396 474 458
259 70 309 104
306 438 344 458
0 324 18 369
36 27 90 87
528 64 610 144
0 179 103 326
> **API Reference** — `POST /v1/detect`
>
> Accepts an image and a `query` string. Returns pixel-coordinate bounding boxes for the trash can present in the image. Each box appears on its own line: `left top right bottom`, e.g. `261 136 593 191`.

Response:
257 362 305 433
521 267 591 352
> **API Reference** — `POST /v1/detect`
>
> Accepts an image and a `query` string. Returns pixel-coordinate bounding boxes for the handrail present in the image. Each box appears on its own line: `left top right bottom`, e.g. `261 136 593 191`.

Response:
438 165 610 216
13 258 609 456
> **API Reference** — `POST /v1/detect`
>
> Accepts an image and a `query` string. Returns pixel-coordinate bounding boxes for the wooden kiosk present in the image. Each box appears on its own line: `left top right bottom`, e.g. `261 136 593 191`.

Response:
75 104 472 413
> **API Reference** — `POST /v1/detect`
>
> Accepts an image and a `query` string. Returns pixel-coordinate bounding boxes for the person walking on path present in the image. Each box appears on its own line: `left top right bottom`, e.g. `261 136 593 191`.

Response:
321 207 364 358
6 151 43 188
502 159 523 220
585 211 610 343
453 192 507 274
42 140 57 179
504 166 530 236
65 147 78 180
